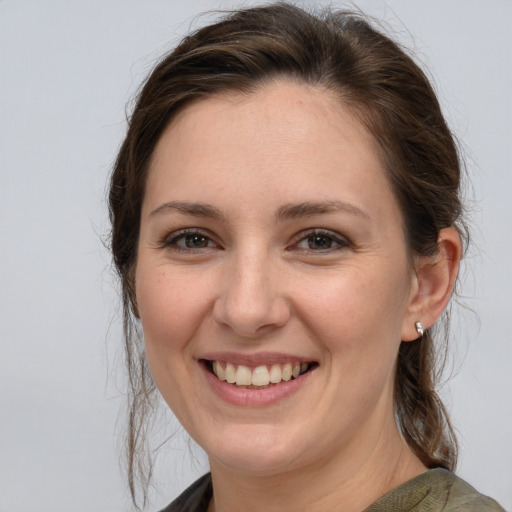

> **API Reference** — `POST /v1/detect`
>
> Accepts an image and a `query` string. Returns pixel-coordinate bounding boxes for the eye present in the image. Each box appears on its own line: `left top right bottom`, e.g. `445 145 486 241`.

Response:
162 229 218 251
294 229 349 252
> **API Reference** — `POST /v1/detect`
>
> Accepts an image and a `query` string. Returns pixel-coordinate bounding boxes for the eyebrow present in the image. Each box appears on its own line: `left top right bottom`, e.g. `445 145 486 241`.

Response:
149 200 225 220
275 201 369 222
149 199 369 222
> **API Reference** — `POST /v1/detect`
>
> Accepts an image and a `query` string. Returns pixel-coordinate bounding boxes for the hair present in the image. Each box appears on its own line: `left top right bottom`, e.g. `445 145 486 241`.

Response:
109 2 467 507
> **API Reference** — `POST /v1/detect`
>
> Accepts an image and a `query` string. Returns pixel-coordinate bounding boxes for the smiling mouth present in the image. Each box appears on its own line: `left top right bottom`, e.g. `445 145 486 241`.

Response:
206 360 316 389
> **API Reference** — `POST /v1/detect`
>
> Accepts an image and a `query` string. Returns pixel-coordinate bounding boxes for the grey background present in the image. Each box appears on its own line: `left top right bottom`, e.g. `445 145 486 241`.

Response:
1 1 510 510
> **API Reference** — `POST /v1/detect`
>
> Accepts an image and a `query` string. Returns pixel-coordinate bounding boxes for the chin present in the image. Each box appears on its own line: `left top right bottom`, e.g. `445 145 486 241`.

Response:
203 423 309 475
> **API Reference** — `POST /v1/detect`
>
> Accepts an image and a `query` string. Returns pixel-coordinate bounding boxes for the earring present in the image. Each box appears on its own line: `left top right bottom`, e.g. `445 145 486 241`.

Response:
415 321 424 337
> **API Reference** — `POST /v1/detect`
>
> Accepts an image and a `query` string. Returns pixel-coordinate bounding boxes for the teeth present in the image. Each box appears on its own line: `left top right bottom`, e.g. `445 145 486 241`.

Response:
281 362 292 381
213 361 226 381
225 362 236 383
235 365 252 386
269 364 282 383
211 361 311 387
252 366 270 386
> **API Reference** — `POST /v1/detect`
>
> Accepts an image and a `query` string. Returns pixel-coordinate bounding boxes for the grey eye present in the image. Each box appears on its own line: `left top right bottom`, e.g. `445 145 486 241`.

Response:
307 235 335 250
183 234 210 248
167 231 216 250
295 230 347 251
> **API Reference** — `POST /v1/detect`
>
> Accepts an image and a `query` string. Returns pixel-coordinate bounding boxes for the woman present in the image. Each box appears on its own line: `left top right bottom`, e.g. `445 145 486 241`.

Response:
109 3 505 511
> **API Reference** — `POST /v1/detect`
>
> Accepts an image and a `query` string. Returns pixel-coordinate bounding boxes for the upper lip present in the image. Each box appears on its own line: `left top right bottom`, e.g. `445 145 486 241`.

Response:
198 351 317 367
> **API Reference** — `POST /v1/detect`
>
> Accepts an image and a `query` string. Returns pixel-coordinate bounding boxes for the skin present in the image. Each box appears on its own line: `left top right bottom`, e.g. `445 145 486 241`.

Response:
135 80 461 512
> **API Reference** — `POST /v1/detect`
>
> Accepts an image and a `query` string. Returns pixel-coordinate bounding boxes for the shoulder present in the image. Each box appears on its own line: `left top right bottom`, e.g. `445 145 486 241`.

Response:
159 473 212 512
365 468 505 512
434 469 506 512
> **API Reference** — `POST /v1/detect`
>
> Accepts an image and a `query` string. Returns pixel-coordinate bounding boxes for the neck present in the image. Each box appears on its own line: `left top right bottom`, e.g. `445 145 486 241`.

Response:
208 422 426 512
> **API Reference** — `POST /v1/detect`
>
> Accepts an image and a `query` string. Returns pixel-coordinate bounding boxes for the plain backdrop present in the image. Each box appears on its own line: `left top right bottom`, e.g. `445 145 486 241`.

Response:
1 1 511 511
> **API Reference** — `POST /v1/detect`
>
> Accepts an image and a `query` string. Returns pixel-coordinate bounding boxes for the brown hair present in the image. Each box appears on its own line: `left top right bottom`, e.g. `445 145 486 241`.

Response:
109 2 466 506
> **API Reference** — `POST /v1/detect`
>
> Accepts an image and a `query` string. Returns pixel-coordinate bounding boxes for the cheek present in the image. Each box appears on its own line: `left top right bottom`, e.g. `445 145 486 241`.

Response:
135 266 213 357
134 266 215 420
295 264 410 358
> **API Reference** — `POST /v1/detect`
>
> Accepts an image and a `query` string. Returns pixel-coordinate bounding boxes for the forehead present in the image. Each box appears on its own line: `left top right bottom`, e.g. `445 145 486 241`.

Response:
156 80 377 154
144 80 397 222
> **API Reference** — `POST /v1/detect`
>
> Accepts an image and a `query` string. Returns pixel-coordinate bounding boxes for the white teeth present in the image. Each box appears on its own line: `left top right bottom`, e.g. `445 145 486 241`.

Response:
251 365 270 386
213 361 226 381
269 364 282 383
225 362 236 383
281 362 292 381
211 360 311 387
235 365 252 385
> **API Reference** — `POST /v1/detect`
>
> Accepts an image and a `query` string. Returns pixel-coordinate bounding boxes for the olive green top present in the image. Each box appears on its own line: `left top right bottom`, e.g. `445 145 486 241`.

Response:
364 468 505 511
162 468 505 511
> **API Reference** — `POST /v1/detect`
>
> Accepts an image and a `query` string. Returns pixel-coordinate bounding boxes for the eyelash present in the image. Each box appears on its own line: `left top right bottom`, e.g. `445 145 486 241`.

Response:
160 229 219 252
291 229 350 253
159 228 350 254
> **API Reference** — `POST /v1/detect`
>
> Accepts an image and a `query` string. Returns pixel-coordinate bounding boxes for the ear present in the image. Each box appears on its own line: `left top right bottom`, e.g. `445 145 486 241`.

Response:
401 227 462 341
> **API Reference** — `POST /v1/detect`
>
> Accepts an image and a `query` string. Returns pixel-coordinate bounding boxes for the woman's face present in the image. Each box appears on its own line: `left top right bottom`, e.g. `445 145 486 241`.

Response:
135 81 419 475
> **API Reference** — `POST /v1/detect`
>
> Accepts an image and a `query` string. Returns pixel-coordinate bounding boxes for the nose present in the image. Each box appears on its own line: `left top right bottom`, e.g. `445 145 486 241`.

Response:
212 249 291 338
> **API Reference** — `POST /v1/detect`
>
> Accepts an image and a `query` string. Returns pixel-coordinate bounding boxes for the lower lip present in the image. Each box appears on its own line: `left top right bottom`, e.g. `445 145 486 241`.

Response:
200 362 313 406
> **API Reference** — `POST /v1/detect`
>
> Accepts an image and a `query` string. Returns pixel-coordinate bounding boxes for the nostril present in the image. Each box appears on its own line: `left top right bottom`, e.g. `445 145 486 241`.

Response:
212 294 291 337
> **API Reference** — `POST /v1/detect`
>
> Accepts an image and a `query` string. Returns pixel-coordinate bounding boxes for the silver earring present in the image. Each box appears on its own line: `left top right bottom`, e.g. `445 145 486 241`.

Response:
415 321 424 337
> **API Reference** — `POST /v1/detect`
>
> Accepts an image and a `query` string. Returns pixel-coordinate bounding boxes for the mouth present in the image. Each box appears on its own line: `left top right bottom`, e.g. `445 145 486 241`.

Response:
204 360 317 389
